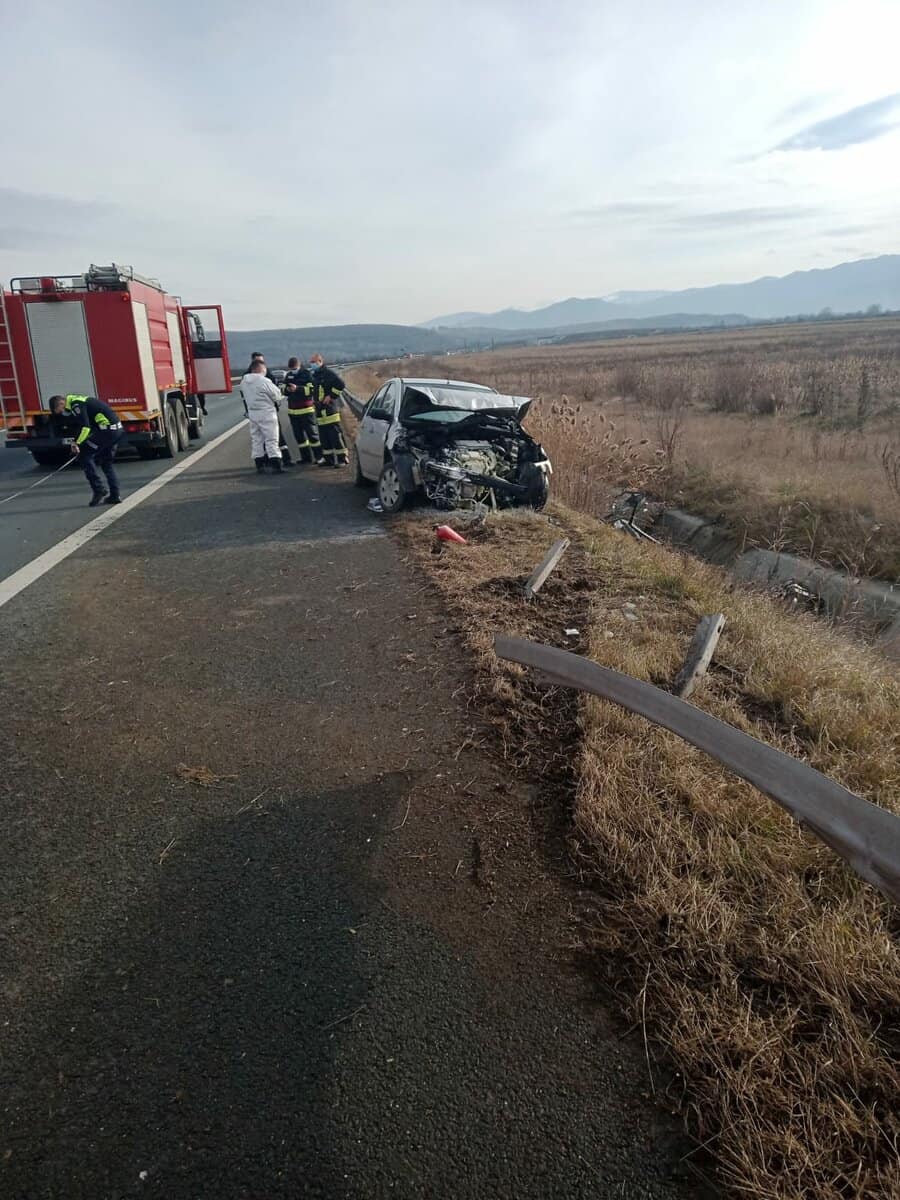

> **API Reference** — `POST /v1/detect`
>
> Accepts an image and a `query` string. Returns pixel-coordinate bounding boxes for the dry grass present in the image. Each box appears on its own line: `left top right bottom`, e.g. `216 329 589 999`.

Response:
569 514 900 1199
394 503 900 1200
383 320 900 581
344 364 382 402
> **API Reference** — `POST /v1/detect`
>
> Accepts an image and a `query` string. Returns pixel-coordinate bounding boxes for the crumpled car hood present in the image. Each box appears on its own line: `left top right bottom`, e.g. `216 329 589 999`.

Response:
400 384 532 421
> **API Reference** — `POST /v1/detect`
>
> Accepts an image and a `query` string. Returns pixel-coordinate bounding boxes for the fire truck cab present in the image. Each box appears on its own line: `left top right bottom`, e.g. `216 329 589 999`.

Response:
0 264 231 465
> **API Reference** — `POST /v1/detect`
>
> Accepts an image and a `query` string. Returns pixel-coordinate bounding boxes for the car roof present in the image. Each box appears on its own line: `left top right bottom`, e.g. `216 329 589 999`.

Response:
394 377 496 391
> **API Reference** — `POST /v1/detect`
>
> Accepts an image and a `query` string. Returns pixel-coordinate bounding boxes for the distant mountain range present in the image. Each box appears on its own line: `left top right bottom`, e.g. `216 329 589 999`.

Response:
226 255 900 367
423 255 900 330
226 312 747 368
226 324 464 369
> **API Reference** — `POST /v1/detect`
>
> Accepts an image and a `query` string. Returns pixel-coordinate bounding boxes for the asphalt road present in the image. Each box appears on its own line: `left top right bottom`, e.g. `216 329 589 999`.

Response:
0 391 245 579
1 424 696 1199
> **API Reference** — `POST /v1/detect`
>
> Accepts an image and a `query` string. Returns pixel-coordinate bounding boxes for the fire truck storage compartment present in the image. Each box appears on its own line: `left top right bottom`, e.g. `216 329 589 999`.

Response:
26 299 97 404
166 310 188 381
131 301 158 407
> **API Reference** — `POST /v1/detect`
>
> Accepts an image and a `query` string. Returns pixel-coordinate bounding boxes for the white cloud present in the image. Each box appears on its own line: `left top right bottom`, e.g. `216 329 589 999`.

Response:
1 0 899 326
774 92 900 151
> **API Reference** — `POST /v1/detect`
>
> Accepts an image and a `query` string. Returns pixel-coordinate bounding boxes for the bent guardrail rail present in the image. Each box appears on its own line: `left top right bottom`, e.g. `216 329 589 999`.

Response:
342 390 366 419
494 635 900 906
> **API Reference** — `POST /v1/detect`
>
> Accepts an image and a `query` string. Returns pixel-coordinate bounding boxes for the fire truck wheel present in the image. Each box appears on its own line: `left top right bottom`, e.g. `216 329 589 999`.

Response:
172 398 190 451
159 402 179 458
157 405 177 456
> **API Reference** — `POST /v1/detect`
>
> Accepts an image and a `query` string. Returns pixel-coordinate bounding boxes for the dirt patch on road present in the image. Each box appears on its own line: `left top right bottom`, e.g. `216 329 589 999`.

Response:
388 510 592 914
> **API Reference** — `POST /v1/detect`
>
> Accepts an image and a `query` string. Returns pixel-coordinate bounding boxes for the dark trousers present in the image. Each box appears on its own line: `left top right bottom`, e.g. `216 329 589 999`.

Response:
81 431 123 498
318 419 348 464
289 411 322 463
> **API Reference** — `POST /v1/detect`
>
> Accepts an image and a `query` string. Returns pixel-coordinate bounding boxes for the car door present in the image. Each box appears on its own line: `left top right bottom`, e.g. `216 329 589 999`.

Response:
356 382 396 479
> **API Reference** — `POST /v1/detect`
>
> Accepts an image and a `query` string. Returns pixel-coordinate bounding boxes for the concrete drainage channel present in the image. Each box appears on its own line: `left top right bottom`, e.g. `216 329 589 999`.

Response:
654 508 900 659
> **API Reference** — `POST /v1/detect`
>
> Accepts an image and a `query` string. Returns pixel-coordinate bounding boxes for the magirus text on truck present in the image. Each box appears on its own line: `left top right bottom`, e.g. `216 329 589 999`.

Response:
0 264 231 465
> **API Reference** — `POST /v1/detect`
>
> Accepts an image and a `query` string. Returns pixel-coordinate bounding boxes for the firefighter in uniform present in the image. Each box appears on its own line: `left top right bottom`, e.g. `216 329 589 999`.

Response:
310 354 349 467
284 357 322 465
49 393 124 506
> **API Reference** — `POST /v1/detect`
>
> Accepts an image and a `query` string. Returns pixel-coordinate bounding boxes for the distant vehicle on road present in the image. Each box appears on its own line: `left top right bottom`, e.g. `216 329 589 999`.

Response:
0 264 232 466
353 376 551 513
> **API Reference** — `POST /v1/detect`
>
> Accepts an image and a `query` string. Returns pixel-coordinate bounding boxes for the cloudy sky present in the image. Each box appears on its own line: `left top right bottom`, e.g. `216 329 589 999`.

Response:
2 0 899 327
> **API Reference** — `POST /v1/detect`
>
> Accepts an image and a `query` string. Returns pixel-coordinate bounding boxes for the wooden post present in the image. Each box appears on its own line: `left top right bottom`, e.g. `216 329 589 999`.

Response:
673 613 726 699
524 538 570 600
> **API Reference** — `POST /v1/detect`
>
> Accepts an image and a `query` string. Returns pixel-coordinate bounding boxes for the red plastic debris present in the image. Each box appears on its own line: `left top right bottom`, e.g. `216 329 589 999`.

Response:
433 524 467 545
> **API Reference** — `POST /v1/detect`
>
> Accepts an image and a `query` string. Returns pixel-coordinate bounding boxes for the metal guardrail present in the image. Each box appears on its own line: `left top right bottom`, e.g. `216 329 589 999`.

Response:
342 391 365 418
495 636 900 906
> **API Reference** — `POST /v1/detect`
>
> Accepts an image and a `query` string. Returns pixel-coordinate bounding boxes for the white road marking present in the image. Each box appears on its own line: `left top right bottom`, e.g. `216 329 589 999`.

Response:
0 421 245 611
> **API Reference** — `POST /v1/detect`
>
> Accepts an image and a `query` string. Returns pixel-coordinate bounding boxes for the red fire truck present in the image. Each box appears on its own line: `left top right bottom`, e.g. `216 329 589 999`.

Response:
0 264 232 466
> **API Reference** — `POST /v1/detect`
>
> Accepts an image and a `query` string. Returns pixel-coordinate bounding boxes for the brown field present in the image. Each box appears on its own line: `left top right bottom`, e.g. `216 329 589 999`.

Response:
370 318 900 581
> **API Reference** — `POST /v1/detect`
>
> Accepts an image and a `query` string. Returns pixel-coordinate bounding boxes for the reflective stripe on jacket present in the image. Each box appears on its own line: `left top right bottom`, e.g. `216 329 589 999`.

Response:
285 368 315 414
315 365 345 403
64 394 122 444
314 365 345 425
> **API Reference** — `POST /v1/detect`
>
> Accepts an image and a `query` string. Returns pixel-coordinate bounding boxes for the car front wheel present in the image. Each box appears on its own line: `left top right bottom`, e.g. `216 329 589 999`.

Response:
377 462 407 514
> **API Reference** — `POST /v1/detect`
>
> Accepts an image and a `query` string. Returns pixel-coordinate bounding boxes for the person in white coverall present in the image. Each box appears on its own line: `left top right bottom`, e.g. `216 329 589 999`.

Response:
240 361 285 474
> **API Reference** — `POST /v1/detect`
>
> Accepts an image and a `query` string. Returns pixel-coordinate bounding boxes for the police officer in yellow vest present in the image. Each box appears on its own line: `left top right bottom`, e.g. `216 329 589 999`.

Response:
49 394 124 506
284 357 322 465
309 354 349 468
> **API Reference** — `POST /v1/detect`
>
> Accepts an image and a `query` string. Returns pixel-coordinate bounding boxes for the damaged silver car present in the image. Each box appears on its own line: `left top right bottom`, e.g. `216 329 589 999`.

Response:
353 377 552 513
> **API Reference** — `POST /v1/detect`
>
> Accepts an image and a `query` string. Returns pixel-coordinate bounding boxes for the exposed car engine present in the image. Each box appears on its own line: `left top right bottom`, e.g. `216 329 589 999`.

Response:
422 443 501 509
393 413 551 511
